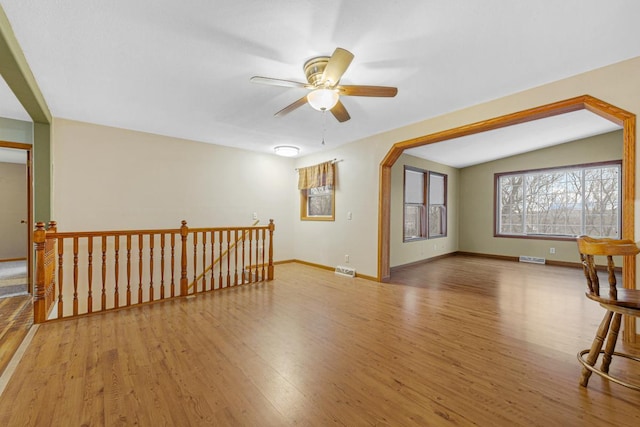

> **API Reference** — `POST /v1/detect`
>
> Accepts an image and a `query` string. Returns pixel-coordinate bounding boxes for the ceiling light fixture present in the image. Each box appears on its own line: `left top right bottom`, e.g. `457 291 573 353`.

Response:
307 88 339 111
274 145 300 157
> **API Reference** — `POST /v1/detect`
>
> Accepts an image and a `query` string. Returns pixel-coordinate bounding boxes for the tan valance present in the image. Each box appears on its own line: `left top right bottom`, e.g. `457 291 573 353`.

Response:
297 161 335 190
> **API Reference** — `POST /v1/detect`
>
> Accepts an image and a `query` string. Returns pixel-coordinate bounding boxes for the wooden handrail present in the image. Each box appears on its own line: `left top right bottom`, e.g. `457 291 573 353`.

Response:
33 219 276 323
188 220 260 291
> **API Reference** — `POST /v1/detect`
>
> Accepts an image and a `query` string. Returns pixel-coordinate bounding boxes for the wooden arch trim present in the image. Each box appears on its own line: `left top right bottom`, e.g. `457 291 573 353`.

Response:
377 95 636 340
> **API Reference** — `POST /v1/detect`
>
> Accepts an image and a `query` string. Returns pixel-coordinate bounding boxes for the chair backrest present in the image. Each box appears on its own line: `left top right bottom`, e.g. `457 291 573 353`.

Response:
576 236 639 300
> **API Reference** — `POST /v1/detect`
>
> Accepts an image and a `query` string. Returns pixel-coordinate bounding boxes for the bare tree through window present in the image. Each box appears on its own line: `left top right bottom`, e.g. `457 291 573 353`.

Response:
497 163 620 238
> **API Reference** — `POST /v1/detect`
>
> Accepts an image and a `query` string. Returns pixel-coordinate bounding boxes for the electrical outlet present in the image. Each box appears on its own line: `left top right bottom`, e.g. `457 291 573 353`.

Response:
550 247 556 254
345 254 349 263
252 212 258 220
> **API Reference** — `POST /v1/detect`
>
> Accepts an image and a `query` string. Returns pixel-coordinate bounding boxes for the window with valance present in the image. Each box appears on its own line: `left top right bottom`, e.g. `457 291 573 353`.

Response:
298 160 335 221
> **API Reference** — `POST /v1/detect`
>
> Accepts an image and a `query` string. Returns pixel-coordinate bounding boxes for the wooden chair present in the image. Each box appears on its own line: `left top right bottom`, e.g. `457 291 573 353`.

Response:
576 236 640 390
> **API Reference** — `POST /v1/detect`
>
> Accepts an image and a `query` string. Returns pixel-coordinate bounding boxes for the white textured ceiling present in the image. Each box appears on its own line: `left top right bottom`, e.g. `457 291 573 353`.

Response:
405 110 622 168
1 1 640 160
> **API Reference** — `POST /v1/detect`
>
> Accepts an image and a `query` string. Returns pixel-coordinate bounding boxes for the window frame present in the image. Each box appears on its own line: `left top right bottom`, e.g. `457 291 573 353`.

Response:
403 166 448 242
300 185 335 221
494 160 622 241
428 172 447 239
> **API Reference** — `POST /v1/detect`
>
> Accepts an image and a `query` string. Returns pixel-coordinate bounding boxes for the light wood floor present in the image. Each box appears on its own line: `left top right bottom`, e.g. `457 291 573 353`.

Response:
0 295 32 376
0 256 639 426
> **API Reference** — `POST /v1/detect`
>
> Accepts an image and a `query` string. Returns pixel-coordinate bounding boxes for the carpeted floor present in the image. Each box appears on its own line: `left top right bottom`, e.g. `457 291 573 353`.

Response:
0 261 27 298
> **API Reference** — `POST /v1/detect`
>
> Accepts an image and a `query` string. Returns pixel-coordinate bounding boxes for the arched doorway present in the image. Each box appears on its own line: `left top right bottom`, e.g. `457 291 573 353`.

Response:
378 94 636 340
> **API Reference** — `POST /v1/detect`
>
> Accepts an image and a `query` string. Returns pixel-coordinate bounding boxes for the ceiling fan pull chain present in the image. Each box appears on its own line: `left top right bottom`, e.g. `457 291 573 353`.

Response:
321 110 327 145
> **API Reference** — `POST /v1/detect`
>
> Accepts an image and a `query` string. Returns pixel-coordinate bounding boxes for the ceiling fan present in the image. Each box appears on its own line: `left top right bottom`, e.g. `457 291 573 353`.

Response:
250 47 398 122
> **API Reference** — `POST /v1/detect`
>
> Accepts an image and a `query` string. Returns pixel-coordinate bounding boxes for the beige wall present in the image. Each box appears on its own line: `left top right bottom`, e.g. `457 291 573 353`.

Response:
47 56 640 282
390 154 459 268
292 56 640 278
0 161 27 259
458 130 622 262
292 140 384 274
51 118 296 261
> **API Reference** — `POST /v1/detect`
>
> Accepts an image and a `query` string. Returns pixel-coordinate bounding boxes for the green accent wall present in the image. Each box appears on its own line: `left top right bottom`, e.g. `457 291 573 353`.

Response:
0 5 52 223
0 116 32 142
33 122 50 222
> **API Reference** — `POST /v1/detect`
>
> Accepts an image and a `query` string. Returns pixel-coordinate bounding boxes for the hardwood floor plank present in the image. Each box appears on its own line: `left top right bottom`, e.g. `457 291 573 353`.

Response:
0 257 639 426
0 295 32 376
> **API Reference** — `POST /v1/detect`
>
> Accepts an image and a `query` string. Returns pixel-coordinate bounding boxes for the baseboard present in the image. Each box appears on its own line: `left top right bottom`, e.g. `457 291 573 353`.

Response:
291 259 377 282
390 253 456 273
455 251 587 270
0 258 27 264
455 251 519 262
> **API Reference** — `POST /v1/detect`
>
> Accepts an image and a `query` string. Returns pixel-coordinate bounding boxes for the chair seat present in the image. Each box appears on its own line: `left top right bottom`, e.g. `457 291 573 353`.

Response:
586 288 640 309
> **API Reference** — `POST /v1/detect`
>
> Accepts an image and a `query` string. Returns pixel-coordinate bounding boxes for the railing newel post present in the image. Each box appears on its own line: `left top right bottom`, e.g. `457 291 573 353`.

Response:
180 220 189 296
268 219 275 280
33 222 47 323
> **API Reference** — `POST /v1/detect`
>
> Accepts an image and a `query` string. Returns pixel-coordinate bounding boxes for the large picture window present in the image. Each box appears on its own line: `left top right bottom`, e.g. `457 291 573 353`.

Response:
496 161 621 239
404 167 447 241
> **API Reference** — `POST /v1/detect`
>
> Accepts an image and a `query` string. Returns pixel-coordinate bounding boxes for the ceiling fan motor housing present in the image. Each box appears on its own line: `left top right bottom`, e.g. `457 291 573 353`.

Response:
304 56 330 87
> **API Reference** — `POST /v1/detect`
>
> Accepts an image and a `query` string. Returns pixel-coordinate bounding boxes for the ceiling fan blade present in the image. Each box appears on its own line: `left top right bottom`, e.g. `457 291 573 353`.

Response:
274 96 308 117
250 76 312 89
330 100 351 122
321 48 354 87
338 85 398 97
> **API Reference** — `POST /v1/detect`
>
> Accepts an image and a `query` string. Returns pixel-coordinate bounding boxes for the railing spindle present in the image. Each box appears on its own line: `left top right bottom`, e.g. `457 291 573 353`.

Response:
171 233 176 297
160 234 166 300
248 229 253 283
210 231 215 290
180 221 188 296
261 229 266 281
73 237 79 316
192 232 198 292
234 230 239 286
138 234 144 304
226 230 231 287
202 232 207 292
254 229 259 281
57 237 64 317
87 236 93 313
218 230 223 288
101 236 107 310
114 236 120 308
149 234 155 302
241 229 246 285
126 235 132 306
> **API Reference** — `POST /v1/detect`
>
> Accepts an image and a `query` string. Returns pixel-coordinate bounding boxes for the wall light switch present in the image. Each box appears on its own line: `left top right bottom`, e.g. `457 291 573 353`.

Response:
347 211 352 220
252 212 258 220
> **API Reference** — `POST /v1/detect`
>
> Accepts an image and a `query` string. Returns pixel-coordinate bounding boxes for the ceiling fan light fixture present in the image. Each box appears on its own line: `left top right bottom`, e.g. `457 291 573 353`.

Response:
307 88 339 111
274 145 300 157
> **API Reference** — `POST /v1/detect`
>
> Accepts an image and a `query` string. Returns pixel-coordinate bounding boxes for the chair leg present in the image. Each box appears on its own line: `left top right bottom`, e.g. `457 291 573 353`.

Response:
601 312 622 374
580 310 614 387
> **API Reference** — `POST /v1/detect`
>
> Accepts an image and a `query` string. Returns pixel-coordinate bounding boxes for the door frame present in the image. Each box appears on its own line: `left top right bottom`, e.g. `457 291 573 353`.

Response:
0 140 33 293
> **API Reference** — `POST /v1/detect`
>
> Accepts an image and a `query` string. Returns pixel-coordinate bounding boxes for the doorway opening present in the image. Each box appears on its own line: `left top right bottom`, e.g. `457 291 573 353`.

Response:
0 141 32 299
378 95 636 340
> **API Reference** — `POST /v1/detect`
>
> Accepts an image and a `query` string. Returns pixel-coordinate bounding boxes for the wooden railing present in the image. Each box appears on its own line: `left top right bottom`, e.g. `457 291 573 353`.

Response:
33 220 275 323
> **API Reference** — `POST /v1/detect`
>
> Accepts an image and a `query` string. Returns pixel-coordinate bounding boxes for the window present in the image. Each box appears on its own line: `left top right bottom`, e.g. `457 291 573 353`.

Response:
301 185 335 220
428 172 447 238
299 160 335 221
404 167 447 241
496 161 621 239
